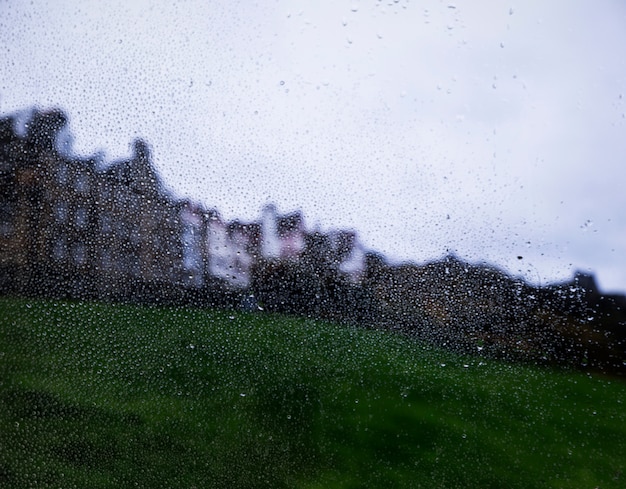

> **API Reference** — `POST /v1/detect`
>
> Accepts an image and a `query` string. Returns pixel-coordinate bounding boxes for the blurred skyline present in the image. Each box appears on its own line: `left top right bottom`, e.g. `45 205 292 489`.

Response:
1 0 625 292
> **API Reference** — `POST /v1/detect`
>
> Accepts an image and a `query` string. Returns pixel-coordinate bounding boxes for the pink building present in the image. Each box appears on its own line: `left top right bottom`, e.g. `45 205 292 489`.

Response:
260 204 306 261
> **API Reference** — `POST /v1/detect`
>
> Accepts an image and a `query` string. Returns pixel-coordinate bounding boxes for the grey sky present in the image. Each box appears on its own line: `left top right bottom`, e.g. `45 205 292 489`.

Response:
1 0 625 291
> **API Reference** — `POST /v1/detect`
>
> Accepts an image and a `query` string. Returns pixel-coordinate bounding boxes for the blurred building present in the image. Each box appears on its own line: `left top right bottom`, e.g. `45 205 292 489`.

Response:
0 109 185 298
260 204 306 261
0 108 366 300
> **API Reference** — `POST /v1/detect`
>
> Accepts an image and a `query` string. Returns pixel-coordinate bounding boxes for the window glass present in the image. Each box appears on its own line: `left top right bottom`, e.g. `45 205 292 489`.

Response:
74 207 88 228
1 2 625 488
55 201 68 223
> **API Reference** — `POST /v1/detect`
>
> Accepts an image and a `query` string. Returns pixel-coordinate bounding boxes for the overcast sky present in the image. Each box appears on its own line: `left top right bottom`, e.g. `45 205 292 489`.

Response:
1 0 625 292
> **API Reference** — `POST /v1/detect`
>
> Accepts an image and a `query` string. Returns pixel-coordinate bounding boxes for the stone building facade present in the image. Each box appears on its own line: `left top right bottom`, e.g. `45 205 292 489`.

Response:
0 108 366 302
0 109 184 299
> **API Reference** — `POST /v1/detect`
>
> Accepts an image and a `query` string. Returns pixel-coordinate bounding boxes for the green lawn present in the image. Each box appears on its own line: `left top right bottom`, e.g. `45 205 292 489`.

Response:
0 296 624 488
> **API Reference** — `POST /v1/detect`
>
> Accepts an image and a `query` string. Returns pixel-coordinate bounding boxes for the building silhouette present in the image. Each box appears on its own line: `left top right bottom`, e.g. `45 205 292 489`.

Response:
2 107 624 374
0 108 365 302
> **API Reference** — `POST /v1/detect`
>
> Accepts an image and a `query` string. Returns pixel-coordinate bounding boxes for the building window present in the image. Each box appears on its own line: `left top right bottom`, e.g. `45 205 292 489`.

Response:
55 202 68 223
100 185 109 200
130 226 141 245
100 213 112 234
57 163 68 184
0 203 15 237
75 207 88 228
75 172 89 193
53 237 66 261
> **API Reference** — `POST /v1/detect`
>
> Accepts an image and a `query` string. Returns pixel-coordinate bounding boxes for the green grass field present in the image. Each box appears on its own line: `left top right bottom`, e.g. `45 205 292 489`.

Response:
0 296 624 488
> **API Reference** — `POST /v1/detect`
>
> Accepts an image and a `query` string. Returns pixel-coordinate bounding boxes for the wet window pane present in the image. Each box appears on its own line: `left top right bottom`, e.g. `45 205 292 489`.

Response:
1 2 625 488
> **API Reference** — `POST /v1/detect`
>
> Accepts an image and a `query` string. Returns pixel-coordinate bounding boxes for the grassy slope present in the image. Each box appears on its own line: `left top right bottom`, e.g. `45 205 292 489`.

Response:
0 297 624 488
